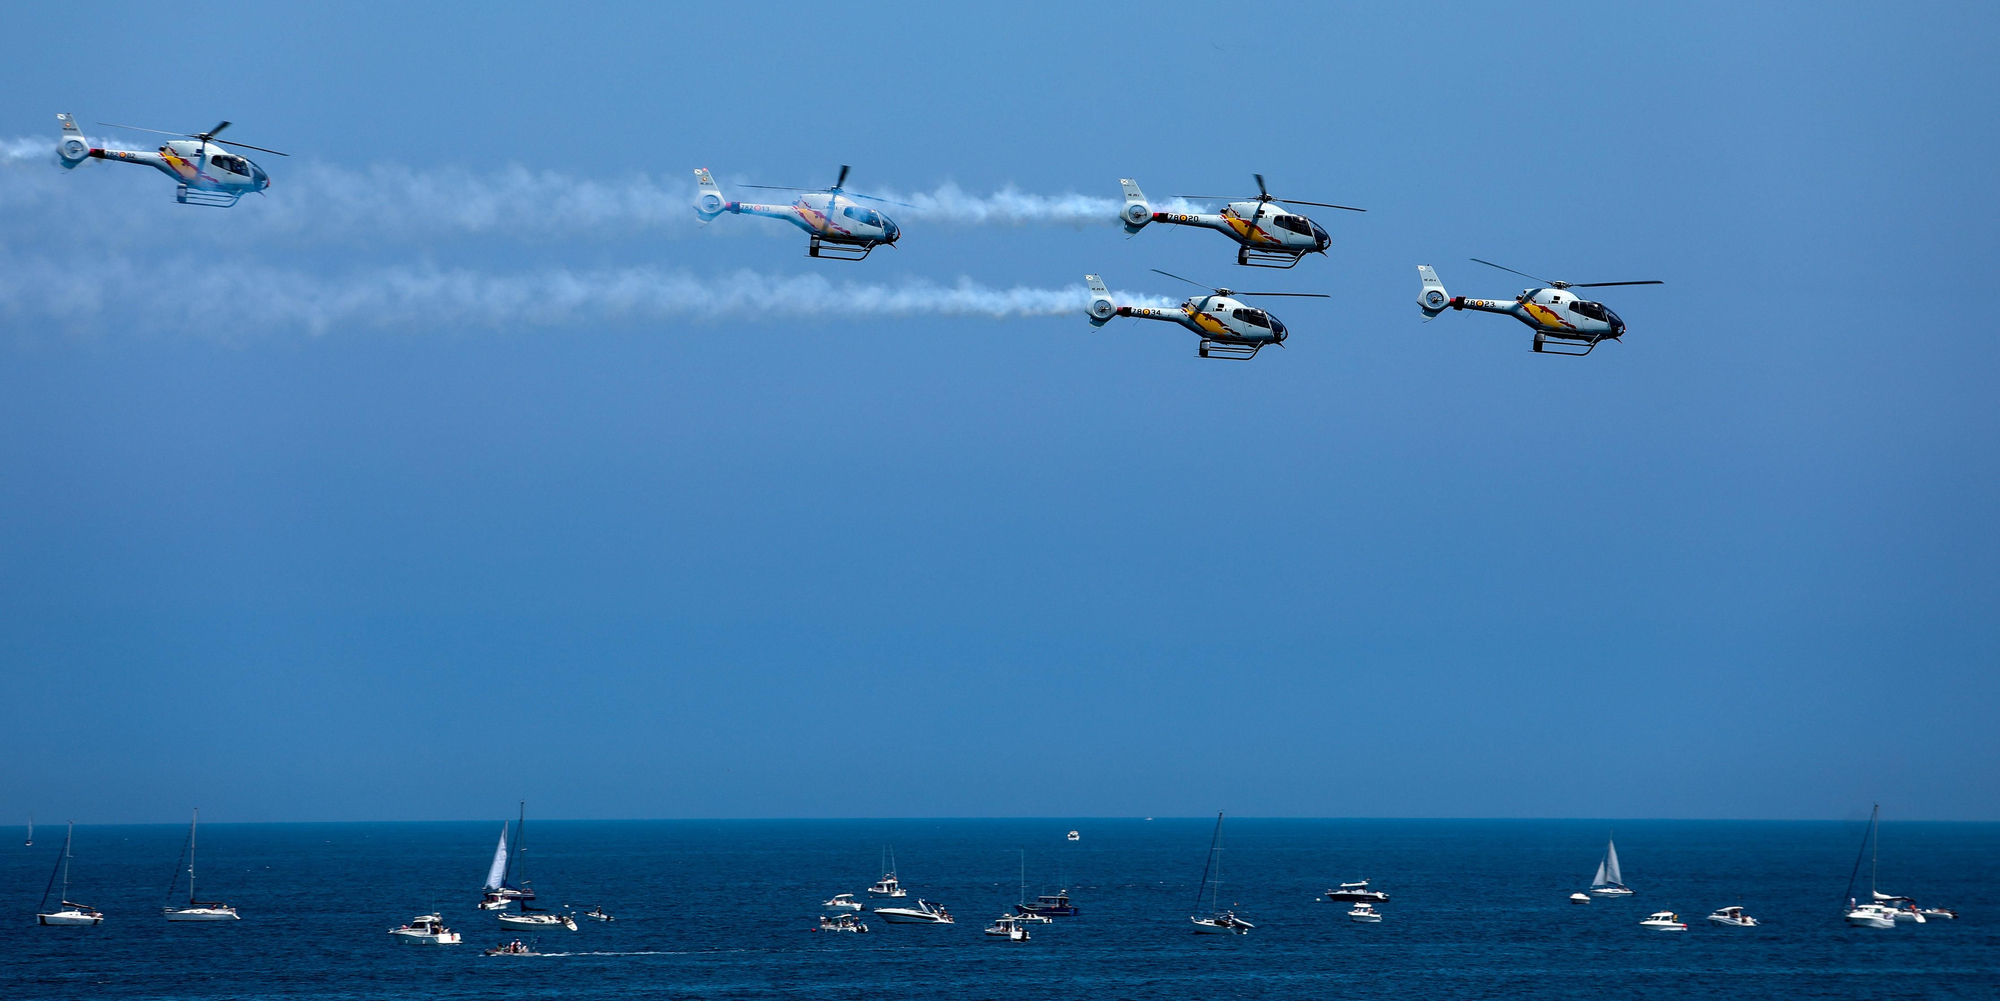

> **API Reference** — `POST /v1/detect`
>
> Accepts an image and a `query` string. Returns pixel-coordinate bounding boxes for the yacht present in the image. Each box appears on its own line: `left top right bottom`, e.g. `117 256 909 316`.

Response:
1639 911 1688 930
497 905 576 932
162 809 239 921
1016 891 1080 918
1845 900 1898 928
823 893 863 911
873 899 954 924
1569 892 1591 905
582 905 615 922
866 848 908 897
388 913 463 945
1325 880 1390 903
1587 833 1634 896
1189 812 1251 934
984 914 1031 940
1347 903 1383 923
1706 906 1758 927
1843 805 1922 928
815 913 869 933
484 939 538 956
36 822 105 926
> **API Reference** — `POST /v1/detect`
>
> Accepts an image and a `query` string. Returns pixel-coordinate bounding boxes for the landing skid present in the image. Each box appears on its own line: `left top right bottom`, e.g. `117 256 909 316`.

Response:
174 185 240 208
1235 246 1305 269
808 237 874 261
1198 339 1262 360
1532 331 1601 356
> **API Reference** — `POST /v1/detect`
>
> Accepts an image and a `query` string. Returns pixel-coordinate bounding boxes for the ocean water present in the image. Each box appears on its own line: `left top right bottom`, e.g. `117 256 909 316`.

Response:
3 819 1994 999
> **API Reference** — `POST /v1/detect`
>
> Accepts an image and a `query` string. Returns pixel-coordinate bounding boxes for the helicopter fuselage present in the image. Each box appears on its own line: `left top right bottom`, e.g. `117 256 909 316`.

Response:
1152 201 1330 253
85 139 270 195
716 191 900 248
1118 294 1287 346
1448 287 1625 340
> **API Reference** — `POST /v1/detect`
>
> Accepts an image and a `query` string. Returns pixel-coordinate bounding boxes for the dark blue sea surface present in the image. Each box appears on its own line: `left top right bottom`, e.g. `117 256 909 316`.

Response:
4 819 1994 999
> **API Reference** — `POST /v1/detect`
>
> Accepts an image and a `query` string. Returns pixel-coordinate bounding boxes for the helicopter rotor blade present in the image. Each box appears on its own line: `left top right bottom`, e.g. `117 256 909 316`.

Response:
834 164 851 190
205 121 231 138
1149 268 1216 292
1277 199 1366 212
1470 258 1556 285
211 139 288 156
738 184 812 191
1236 292 1332 298
849 193 914 208
1254 173 1269 199
1567 280 1664 288
1171 194 1244 201
96 122 197 138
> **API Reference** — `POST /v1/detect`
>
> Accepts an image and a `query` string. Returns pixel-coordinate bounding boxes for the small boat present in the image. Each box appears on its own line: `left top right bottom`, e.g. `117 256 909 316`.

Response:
1639 911 1688 930
1707 906 1758 927
581 906 615 922
1919 907 1958 920
866 848 908 897
1016 891 1080 918
1569 892 1591 905
874 899 954 924
1189 813 1251 934
497 905 577 931
1067 830 1080 841
823 893 863 911
479 805 537 910
984 914 1032 940
1587 833 1634 896
815 913 869 933
36 823 104 926
1843 805 1921 928
1014 910 1052 924
162 809 239 921
484 938 538 956
1348 903 1382 923
1325 880 1390 903
389 913 463 944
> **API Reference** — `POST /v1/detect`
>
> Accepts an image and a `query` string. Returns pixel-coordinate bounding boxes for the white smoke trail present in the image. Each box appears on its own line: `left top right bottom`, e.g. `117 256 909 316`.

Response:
0 256 1176 337
880 183 1201 226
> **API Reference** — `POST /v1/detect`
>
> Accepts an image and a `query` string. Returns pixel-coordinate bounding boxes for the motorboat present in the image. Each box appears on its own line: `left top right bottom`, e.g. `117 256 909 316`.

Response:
162 810 240 921
581 906 615 922
1347 903 1382 923
1014 911 1053 924
1067 830 1080 841
1639 911 1688 930
984 914 1031 940
484 939 538 956
1569 892 1591 905
1587 833 1635 896
1187 812 1251 935
498 906 577 932
1325 880 1389 903
823 893 863 911
874 899 954 924
36 823 105 926
1919 907 1958 920
1844 900 1898 928
389 913 462 944
1872 894 1928 923
1016 891 1080 918
815 913 868 933
1707 906 1758 927
1191 910 1253 935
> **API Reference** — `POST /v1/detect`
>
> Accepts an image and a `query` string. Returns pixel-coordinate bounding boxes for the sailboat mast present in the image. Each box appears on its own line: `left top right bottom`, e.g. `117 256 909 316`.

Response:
1213 813 1225 913
61 822 73 901
1870 804 1879 895
189 808 199 904
1020 849 1026 906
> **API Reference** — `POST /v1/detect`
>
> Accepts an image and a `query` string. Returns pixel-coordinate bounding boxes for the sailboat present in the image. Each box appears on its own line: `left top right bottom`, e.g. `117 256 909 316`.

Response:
1587 832 1634 896
24 815 31 846
492 802 573 930
163 808 240 920
480 804 539 910
36 822 104 926
1189 812 1252 934
1844 804 1921 928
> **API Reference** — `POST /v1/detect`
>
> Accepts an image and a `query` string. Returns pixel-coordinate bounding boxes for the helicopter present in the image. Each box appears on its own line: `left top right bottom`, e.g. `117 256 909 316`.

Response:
55 114 286 207
1417 259 1663 356
1085 270 1328 360
693 165 903 261
1117 174 1363 269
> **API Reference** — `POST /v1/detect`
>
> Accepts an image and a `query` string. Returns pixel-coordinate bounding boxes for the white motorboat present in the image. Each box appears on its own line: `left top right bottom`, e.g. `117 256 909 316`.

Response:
1348 903 1382 923
1325 880 1390 903
1842 805 1923 928
497 908 577 932
1587 833 1634 896
867 848 908 897
1188 812 1251 934
1015 910 1052 924
815 913 868 933
874 899 954 924
1569 892 1591 905
984 914 1031 940
1844 901 1897 928
36 822 105 926
389 913 462 944
1919 907 1958 920
1067 830 1080 841
823 893 863 911
1639 910 1688 930
1707 906 1758 927
162 809 240 921
582 905 615 922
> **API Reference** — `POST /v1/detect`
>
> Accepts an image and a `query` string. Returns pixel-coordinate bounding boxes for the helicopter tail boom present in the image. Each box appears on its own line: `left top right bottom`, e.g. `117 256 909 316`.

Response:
55 114 92 169
1118 179 1152 233
1417 265 1451 317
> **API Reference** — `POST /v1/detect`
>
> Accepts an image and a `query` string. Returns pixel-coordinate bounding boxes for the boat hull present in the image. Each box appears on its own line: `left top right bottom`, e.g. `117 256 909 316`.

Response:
497 914 576 931
1191 918 1247 935
164 907 239 921
874 910 950 924
391 931 462 944
1349 913 1382 923
1591 887 1635 897
38 910 104 926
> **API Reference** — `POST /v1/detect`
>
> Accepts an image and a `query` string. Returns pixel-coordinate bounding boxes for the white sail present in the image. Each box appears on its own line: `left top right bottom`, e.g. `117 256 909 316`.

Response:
1591 859 1608 887
1604 840 1624 886
483 823 509 891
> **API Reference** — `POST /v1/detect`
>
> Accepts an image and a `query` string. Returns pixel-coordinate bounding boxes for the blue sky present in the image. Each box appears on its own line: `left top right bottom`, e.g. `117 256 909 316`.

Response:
1 2 1994 822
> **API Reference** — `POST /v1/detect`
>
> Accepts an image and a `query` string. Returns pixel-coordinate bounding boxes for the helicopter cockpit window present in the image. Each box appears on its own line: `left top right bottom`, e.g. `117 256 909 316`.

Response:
212 155 245 175
1571 300 1609 321
1274 215 1312 235
842 206 883 227
1231 308 1271 328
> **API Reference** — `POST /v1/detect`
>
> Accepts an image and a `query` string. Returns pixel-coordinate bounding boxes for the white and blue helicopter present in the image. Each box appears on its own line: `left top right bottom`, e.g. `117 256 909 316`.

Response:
1118 174 1363 269
694 165 904 260
1086 269 1327 360
56 114 285 207
1418 259 1662 356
